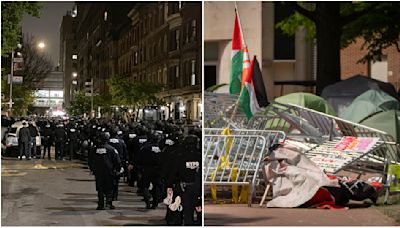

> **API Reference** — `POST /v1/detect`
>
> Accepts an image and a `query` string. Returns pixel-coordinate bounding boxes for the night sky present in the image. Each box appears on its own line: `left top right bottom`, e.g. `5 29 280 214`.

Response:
21 2 75 67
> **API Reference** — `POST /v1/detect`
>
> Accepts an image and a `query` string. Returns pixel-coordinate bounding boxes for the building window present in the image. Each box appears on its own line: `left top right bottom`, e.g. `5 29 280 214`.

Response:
72 54 77 60
104 11 108 21
164 35 168 53
274 3 295 60
168 2 179 15
191 60 196 85
134 52 138 66
185 23 190 44
170 29 180 51
175 65 179 78
190 19 197 42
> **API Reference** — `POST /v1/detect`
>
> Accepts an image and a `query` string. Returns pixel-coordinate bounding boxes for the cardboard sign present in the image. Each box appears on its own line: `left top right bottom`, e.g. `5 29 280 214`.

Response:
334 136 379 153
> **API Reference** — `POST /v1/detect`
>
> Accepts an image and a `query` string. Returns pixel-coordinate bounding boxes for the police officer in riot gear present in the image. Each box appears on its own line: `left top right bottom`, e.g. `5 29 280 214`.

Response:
42 123 53 160
162 129 185 225
174 133 201 225
130 125 149 192
123 124 137 186
66 122 79 160
54 123 67 160
92 131 122 210
139 130 163 209
108 126 127 201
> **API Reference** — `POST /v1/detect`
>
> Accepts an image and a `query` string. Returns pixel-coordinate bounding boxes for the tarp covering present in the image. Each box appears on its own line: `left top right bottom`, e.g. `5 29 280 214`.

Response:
321 75 399 116
360 110 400 143
341 89 400 123
275 92 336 116
264 145 339 208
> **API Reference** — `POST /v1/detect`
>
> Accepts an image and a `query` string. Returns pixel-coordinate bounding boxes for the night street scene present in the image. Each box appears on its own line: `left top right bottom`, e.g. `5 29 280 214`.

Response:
1 1 202 226
203 1 400 226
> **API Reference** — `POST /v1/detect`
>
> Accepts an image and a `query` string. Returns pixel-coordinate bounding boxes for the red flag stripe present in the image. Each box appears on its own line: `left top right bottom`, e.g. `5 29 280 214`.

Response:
232 12 243 50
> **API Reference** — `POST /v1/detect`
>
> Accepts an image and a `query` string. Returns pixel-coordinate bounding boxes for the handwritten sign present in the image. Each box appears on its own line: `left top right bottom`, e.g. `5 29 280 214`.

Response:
334 137 379 153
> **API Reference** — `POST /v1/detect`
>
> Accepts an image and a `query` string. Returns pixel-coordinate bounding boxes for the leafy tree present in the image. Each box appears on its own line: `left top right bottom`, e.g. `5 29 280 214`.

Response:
276 2 400 94
1 35 53 116
1 1 41 56
107 75 165 107
1 77 34 116
67 90 91 116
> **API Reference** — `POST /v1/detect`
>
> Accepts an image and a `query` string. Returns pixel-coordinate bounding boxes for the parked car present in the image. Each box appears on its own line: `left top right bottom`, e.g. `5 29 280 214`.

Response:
3 121 41 157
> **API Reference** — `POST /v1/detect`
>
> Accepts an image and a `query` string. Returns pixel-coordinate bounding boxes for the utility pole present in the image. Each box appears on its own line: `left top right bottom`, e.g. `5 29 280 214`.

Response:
91 78 94 118
9 51 14 117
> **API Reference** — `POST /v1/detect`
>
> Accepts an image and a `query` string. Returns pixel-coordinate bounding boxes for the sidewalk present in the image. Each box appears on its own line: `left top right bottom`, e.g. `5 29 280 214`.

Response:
204 203 398 226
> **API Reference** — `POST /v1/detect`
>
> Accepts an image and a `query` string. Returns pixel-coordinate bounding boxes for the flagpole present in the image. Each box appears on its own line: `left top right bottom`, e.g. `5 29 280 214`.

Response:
234 1 247 48
230 1 248 122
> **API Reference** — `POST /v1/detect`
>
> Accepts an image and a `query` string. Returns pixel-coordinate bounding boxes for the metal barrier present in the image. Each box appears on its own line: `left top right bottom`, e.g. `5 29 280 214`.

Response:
203 128 286 206
204 92 248 129
255 102 400 172
204 133 267 206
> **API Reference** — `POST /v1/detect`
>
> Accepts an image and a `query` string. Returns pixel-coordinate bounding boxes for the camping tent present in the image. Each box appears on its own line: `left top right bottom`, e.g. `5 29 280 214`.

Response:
321 75 398 116
275 92 336 116
360 110 400 143
341 89 400 123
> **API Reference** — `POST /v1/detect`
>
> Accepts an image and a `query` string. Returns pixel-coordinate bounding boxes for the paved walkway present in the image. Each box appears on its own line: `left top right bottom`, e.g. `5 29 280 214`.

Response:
204 203 397 226
1 158 166 226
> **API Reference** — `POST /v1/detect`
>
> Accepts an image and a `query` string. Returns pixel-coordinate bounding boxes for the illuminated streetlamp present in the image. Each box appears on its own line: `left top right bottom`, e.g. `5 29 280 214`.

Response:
38 42 46 49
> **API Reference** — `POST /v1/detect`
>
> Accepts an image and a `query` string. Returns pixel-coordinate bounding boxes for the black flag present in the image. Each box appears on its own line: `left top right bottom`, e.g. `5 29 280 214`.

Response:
252 56 269 107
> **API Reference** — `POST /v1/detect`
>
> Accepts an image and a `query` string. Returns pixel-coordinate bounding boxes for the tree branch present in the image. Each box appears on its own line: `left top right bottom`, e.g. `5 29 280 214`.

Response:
289 2 316 22
340 3 378 26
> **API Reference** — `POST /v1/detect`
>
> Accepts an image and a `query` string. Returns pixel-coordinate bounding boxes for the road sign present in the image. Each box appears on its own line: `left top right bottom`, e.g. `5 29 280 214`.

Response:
85 81 93 86
13 62 23 71
12 76 23 84
85 92 92 97
13 57 23 63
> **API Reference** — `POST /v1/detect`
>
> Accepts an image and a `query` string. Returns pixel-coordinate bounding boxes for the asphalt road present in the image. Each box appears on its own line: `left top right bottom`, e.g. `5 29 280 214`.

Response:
204 203 398 226
1 157 166 226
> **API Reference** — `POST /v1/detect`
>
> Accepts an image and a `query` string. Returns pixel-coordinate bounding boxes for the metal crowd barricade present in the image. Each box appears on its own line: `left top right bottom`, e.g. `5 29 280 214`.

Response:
204 92 248 129
203 134 266 207
203 128 286 206
259 102 400 179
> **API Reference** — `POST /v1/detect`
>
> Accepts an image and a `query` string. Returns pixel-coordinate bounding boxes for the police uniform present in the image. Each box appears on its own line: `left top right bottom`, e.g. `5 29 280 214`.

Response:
108 129 127 201
66 123 79 160
54 124 67 160
139 132 163 209
175 135 201 225
162 131 185 225
131 127 149 192
42 124 53 159
124 127 137 187
92 133 122 210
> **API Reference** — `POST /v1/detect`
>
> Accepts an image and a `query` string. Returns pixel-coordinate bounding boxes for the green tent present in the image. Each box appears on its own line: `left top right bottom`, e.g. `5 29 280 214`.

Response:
341 89 400 123
360 110 400 143
275 92 337 116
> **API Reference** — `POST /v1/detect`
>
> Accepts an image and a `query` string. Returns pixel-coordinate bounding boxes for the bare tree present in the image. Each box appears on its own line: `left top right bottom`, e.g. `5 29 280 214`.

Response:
20 35 53 89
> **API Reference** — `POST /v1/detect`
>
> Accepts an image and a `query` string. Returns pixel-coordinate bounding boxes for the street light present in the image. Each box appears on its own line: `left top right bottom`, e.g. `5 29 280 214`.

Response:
38 41 45 49
9 43 23 117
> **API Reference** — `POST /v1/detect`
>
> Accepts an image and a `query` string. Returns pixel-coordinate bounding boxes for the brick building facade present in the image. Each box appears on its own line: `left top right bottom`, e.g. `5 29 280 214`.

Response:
341 38 400 91
61 2 202 120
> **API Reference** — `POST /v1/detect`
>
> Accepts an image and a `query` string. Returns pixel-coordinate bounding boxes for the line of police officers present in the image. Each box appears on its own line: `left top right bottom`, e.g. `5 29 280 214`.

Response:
37 117 202 226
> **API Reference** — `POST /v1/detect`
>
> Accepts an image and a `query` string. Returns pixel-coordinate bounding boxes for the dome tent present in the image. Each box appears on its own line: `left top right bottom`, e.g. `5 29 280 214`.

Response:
321 75 398 116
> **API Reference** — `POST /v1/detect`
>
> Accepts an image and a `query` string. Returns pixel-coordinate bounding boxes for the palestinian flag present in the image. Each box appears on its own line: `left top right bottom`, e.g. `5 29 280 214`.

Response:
239 56 268 119
229 11 243 95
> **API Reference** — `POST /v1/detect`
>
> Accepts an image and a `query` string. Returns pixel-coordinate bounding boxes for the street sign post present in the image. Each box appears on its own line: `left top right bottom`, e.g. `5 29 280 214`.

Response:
12 76 23 84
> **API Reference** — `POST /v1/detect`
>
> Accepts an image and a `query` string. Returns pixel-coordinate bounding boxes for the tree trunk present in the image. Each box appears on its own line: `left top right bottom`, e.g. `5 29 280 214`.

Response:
315 3 342 95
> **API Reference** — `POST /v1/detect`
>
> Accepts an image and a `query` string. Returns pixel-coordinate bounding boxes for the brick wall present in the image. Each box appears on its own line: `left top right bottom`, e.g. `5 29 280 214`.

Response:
341 38 400 91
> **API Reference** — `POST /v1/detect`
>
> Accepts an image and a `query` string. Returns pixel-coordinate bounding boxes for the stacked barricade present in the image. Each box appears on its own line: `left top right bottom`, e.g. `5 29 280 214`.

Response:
203 128 286 206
